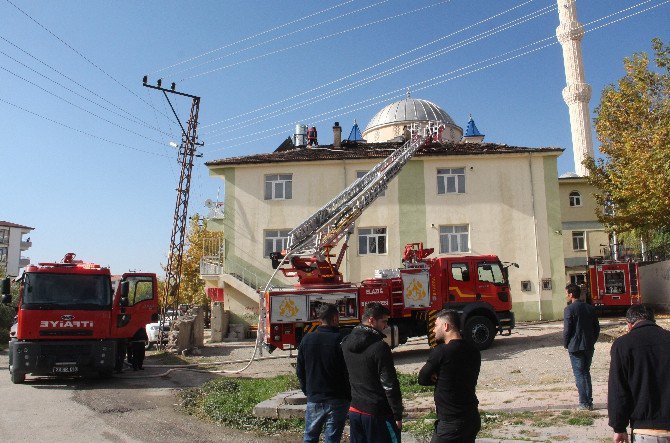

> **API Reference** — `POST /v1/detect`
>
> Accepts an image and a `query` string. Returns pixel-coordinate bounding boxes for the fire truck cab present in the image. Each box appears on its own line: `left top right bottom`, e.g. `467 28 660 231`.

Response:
3 253 158 383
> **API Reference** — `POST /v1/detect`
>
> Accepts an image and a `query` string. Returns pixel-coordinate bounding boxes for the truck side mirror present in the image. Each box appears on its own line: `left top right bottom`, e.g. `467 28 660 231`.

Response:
1 277 11 305
119 296 129 308
119 280 129 307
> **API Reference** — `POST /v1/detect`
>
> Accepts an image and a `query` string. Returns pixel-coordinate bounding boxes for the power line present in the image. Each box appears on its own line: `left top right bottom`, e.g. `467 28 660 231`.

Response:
0 47 173 137
0 64 168 147
0 34 166 130
203 0 668 153
3 0 175 123
179 0 454 82
170 0 392 78
203 3 556 137
199 0 539 131
0 96 170 157
153 0 356 74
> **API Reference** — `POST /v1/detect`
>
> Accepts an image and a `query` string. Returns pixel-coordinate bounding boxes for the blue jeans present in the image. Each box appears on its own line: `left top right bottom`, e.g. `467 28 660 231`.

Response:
569 349 594 407
304 399 349 443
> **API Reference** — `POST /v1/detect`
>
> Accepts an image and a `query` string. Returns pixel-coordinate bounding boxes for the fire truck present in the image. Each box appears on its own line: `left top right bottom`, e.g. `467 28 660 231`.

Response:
263 123 515 352
1 253 158 383
586 256 642 310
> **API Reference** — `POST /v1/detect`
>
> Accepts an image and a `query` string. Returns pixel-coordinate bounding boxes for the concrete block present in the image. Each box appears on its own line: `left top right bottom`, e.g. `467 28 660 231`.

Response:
277 404 306 420
253 399 279 419
284 391 307 405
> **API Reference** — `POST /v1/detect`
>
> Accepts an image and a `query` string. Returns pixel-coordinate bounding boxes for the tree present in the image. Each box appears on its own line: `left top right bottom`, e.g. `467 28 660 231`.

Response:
178 214 224 307
585 38 670 235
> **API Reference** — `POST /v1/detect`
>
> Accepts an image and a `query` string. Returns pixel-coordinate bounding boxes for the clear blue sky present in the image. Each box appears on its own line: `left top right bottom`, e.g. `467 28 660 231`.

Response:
2 0 667 274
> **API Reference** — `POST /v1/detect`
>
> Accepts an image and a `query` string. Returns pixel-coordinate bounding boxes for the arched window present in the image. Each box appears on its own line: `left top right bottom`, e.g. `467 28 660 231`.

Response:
569 191 582 207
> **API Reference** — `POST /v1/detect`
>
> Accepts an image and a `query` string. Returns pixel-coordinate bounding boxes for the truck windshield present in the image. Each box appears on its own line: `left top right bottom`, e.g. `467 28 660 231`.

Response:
22 273 112 310
477 262 507 285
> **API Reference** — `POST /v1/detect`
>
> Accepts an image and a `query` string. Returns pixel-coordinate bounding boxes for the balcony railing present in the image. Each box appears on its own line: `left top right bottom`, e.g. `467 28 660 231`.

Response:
20 240 32 250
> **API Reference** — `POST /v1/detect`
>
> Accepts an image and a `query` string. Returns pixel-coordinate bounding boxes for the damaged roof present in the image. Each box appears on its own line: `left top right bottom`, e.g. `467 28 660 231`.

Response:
205 141 563 167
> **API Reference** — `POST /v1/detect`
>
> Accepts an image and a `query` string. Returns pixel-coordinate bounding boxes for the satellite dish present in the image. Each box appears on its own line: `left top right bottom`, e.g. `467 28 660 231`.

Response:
205 199 213 208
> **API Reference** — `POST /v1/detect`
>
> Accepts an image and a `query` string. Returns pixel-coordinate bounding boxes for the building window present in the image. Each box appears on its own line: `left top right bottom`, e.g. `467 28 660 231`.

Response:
264 229 291 257
0 229 8 243
439 225 469 253
572 231 586 251
358 228 387 255
0 247 7 262
357 171 384 196
437 168 465 194
570 273 586 285
569 191 582 207
264 174 292 200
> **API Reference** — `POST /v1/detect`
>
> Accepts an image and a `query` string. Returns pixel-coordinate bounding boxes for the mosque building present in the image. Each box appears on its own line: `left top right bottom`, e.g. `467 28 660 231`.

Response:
202 94 571 327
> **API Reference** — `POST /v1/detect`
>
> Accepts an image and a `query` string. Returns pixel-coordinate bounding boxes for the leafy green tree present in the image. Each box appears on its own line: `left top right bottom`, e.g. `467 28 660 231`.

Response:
585 38 670 235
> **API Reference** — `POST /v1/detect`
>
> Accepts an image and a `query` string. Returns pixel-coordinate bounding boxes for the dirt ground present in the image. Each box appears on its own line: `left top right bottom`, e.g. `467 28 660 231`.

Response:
176 316 670 442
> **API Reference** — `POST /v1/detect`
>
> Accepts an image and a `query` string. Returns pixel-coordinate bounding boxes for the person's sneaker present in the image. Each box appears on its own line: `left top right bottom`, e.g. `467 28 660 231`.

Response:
578 404 593 411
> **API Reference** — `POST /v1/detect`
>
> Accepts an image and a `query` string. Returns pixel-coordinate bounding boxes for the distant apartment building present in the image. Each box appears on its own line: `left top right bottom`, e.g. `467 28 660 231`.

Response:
0 221 34 277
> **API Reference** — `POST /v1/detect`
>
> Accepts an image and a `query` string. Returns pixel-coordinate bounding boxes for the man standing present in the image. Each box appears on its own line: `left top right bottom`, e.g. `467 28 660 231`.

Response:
564 282 600 410
608 304 670 443
296 304 350 443
342 302 403 443
418 309 481 442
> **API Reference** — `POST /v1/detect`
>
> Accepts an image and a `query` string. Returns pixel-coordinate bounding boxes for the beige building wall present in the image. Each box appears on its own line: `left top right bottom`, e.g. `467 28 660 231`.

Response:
208 150 566 323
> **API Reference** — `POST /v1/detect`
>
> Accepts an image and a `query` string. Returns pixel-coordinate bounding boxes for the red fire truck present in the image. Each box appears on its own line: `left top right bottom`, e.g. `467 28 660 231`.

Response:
263 124 515 352
2 253 158 383
586 257 641 310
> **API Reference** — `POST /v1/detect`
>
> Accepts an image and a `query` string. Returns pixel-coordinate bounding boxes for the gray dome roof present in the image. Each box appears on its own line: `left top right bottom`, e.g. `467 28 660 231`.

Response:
365 97 457 131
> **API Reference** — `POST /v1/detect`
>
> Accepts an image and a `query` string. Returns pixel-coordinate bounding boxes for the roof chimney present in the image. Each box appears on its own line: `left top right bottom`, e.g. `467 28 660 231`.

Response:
333 122 342 148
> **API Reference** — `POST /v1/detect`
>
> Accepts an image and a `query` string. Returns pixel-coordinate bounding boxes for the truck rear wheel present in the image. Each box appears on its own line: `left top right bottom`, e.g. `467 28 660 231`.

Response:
10 366 25 384
464 316 495 350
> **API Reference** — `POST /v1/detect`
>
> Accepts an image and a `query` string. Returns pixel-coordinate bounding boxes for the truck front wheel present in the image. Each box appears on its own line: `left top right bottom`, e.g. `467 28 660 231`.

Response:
464 316 495 350
10 366 25 384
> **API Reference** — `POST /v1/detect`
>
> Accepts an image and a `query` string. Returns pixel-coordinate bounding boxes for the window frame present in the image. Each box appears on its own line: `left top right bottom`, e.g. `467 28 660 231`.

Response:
439 224 470 254
264 174 293 200
264 229 291 258
0 229 8 244
358 227 387 256
0 246 7 262
436 167 466 195
572 231 586 251
569 190 582 207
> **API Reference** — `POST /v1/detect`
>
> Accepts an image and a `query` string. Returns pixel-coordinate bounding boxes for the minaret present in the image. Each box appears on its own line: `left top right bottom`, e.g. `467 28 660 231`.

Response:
556 0 594 176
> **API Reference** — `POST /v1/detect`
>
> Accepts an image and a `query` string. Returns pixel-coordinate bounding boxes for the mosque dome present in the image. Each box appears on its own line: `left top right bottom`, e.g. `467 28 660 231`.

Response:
362 94 463 143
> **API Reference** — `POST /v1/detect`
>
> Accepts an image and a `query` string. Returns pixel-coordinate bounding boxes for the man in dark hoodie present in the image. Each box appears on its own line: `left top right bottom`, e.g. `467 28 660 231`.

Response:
418 309 481 442
342 302 403 443
297 304 350 443
608 304 670 443
564 282 600 410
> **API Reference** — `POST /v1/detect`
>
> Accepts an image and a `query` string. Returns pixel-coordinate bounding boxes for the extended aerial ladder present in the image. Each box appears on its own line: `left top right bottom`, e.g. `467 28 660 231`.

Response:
270 121 442 285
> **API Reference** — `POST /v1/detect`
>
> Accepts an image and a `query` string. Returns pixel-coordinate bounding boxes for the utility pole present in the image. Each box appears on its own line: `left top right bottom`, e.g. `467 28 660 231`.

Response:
143 76 202 344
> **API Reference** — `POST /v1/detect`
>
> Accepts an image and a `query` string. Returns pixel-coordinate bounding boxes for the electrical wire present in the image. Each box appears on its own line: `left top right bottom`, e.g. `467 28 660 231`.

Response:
0 34 163 130
0 48 173 137
0 96 169 157
203 3 557 137
3 0 176 124
202 0 667 153
0 64 169 147
199 0 539 131
153 0 356 74
179 0 454 81
169 0 391 78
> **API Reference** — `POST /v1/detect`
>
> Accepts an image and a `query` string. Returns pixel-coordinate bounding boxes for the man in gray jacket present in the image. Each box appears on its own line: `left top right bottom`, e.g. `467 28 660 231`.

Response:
564 283 600 410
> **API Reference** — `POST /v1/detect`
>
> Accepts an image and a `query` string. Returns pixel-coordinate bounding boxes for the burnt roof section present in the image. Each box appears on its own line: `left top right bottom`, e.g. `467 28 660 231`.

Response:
206 141 563 167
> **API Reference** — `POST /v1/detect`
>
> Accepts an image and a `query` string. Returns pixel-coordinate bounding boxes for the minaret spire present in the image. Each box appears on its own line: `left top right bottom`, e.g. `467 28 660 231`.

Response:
556 0 594 176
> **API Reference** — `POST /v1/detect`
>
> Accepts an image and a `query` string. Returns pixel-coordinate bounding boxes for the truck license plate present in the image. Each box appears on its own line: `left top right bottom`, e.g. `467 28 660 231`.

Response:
53 366 78 374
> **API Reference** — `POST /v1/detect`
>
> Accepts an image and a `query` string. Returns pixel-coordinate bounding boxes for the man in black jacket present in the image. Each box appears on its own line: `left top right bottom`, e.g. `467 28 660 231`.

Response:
608 304 670 443
418 309 481 442
564 283 600 410
342 302 403 443
297 304 350 443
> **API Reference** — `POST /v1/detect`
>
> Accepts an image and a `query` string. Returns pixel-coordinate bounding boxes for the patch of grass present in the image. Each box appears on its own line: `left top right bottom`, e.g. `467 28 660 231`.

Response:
404 412 437 438
479 409 599 435
145 351 191 366
397 372 433 398
180 374 303 434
